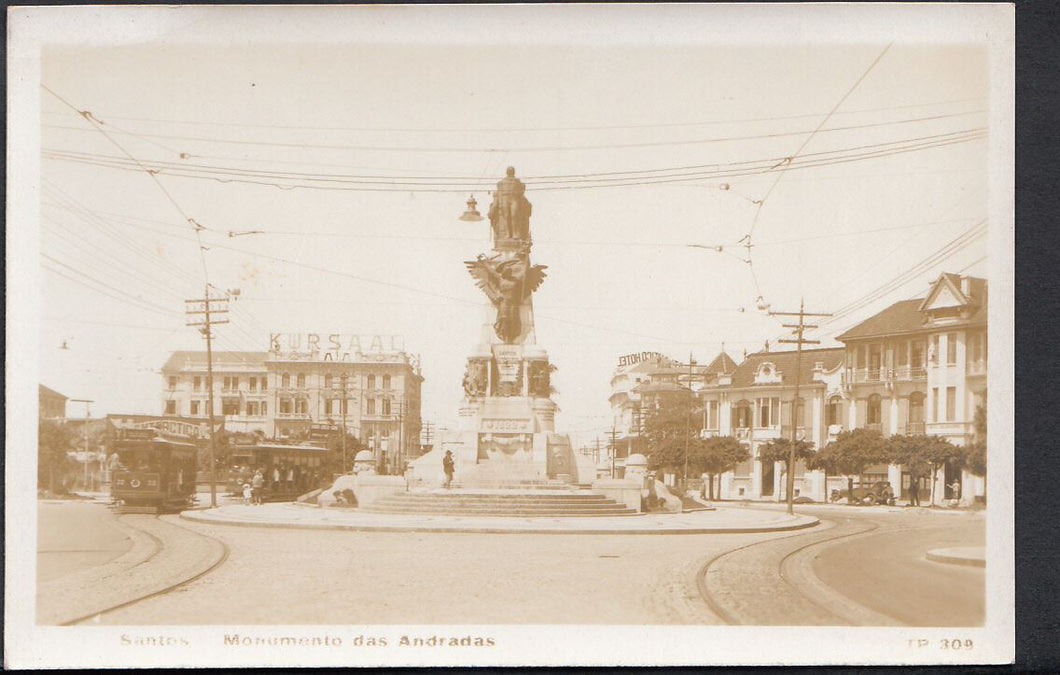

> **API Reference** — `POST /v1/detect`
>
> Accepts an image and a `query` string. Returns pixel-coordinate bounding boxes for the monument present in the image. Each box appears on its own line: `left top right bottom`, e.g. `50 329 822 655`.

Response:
410 168 595 486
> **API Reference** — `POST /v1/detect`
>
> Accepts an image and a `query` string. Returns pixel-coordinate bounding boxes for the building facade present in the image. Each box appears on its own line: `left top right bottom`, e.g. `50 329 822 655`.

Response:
616 273 988 506
835 273 987 505
39 384 68 420
161 336 424 470
700 347 846 502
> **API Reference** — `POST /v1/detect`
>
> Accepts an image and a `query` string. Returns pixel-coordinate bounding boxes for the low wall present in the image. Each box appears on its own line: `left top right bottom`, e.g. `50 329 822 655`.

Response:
591 478 643 513
317 474 406 508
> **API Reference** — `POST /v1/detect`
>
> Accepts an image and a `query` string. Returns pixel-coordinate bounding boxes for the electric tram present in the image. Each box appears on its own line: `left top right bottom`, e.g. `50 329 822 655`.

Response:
226 442 330 502
109 426 199 512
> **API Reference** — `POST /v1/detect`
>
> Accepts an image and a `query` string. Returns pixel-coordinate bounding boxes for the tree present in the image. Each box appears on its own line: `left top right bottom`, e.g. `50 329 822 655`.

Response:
38 419 75 494
964 403 987 502
697 436 751 500
812 428 888 501
924 436 965 505
758 437 816 501
641 392 701 484
326 431 368 475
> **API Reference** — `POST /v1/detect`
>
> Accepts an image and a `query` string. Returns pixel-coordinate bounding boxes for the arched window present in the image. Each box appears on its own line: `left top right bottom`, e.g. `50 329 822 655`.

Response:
297 373 306 389
826 395 842 427
867 394 882 427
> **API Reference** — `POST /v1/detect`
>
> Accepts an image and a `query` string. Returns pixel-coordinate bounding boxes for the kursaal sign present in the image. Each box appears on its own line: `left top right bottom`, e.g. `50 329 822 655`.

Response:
269 333 405 357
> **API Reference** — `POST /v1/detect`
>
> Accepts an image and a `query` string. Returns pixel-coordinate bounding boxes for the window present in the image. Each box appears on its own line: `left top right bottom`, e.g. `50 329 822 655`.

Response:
246 401 259 416
190 401 200 416
826 396 841 427
281 373 290 388
896 341 909 367
908 392 925 424
734 401 752 429
261 402 267 416
367 374 376 390
867 394 882 426
705 400 719 430
165 400 176 414
280 398 292 414
168 376 177 390
295 399 308 415
911 341 925 368
382 398 392 416
367 398 376 415
193 376 202 391
261 377 267 391
857 345 866 368
382 374 391 390
930 335 940 363
756 397 779 428
325 374 333 389
222 398 239 416
946 387 957 421
296 373 306 389
868 344 882 377
932 387 939 422
946 333 957 365
233 377 240 390
249 377 257 392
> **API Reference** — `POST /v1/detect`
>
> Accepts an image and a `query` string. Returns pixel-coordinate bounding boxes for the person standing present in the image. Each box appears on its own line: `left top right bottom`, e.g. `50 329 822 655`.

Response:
442 450 455 489
251 470 264 505
908 476 920 507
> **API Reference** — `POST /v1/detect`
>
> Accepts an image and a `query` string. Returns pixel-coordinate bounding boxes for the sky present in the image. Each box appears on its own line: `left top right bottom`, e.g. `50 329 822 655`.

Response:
28 6 994 448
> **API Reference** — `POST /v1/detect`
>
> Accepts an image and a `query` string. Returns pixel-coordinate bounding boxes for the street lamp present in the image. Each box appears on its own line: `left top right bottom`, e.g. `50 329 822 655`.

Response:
459 195 483 222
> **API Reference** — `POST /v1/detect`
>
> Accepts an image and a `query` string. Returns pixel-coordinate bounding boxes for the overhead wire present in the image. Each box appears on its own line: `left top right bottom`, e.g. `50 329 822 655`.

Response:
40 95 985 134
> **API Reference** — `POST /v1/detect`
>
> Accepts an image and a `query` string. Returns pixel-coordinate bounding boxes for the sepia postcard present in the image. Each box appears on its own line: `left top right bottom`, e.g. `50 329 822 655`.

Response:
6 3 1014 668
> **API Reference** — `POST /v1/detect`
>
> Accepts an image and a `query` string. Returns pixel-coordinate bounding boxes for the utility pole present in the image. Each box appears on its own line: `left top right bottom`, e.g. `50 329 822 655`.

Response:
610 424 618 479
684 352 696 494
340 372 348 473
772 298 831 515
185 289 229 508
70 399 93 491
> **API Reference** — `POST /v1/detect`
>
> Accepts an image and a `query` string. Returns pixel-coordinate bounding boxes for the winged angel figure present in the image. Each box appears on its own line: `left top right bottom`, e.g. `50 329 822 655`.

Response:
465 254 548 343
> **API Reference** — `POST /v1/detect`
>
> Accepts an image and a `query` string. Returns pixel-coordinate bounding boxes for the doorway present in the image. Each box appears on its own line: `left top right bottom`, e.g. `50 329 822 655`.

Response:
761 460 775 497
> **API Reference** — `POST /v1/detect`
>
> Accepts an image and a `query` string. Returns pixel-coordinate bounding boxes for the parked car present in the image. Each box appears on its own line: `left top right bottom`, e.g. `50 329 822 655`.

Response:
833 481 895 506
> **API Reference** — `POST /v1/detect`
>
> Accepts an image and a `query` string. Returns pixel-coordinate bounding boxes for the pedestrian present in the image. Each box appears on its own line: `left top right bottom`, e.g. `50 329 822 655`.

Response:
286 465 294 491
242 482 253 505
251 470 264 505
948 480 961 502
908 477 920 507
442 450 455 489
272 465 281 491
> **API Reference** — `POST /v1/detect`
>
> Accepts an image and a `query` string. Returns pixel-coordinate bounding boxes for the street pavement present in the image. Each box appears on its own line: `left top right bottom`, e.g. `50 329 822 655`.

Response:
37 501 132 583
35 500 985 626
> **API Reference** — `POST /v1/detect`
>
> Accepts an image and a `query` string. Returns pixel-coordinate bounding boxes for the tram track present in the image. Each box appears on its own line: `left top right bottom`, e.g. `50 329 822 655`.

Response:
695 513 903 625
42 513 230 626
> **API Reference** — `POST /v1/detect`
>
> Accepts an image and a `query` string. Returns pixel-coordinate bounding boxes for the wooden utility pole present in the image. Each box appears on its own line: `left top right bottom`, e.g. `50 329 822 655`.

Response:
610 424 618 478
340 372 349 473
185 289 228 508
70 399 94 491
772 299 831 515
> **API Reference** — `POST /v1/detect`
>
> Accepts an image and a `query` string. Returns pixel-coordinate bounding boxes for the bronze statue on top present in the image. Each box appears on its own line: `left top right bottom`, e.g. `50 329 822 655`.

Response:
488 167 532 245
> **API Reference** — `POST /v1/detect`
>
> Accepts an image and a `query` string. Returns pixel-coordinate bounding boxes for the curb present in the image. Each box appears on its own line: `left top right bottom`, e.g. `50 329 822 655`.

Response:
925 547 986 568
179 508 818 536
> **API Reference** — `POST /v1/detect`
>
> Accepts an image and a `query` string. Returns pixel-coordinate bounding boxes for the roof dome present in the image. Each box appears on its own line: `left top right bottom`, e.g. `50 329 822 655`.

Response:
626 453 648 466
354 449 374 462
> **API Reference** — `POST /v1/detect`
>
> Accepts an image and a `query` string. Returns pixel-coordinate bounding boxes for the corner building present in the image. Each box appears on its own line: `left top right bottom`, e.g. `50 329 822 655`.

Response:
160 337 423 469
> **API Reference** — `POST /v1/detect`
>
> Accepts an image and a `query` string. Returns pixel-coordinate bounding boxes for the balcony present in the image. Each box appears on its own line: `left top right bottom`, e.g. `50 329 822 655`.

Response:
905 421 926 435
889 366 927 381
735 427 751 441
753 425 783 440
275 412 310 420
779 426 807 441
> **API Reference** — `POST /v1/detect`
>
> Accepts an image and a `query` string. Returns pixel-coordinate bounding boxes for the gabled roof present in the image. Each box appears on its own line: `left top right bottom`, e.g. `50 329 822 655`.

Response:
162 351 268 372
838 274 987 342
703 351 738 375
726 347 845 389
39 384 67 400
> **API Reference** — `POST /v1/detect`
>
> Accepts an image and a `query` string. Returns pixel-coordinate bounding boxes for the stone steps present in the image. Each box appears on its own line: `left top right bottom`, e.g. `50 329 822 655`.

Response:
362 490 638 517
